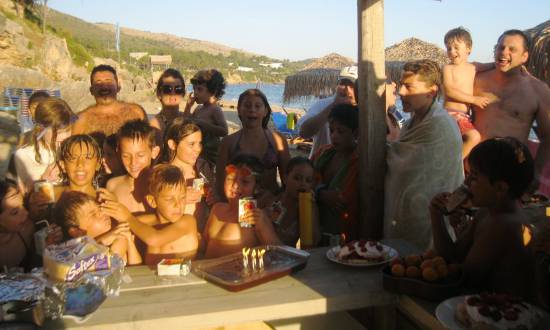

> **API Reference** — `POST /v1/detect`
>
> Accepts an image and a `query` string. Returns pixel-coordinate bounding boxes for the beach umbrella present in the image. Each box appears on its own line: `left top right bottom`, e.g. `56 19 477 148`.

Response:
524 19 550 86
283 38 447 104
282 68 340 104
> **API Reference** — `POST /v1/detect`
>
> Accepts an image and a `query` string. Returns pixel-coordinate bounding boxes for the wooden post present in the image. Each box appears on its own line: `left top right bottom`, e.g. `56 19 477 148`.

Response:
357 0 386 239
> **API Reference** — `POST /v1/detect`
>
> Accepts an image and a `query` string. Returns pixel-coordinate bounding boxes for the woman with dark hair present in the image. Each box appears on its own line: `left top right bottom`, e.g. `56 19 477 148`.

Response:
150 68 186 135
216 89 290 207
164 117 215 231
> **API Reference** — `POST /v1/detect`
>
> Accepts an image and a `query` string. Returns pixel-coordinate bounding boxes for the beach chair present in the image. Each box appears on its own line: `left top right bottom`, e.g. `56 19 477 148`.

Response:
2 87 61 132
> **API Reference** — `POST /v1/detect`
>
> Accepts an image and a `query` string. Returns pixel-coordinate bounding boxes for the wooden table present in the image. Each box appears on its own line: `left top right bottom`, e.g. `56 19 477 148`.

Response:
44 239 420 330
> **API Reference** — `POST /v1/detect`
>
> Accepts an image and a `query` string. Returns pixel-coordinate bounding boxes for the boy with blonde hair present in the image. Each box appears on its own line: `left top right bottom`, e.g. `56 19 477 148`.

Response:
101 164 199 265
443 27 489 160
106 120 160 214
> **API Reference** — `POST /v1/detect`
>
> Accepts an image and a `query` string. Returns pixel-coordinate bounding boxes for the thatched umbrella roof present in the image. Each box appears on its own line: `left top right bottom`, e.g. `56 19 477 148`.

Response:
524 19 550 86
303 53 355 70
384 37 448 83
283 68 339 103
283 38 447 103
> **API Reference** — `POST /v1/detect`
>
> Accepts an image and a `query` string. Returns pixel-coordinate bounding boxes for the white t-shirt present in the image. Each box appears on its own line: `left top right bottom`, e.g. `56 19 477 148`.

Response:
296 96 335 158
14 145 55 193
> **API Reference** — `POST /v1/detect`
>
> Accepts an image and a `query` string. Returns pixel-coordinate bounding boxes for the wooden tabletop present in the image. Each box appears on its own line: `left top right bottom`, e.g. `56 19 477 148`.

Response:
45 239 419 330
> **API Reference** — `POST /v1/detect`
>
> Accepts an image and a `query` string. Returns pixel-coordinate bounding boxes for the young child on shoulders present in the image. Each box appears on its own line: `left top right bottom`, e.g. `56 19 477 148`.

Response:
312 104 359 244
184 69 229 164
203 154 281 259
53 190 142 265
28 134 102 221
442 27 490 160
101 164 198 265
106 120 160 215
430 137 535 300
0 178 36 271
265 157 320 247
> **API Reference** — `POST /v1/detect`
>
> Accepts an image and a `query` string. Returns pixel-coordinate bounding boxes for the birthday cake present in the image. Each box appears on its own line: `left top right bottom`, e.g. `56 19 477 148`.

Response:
337 240 390 263
455 293 543 330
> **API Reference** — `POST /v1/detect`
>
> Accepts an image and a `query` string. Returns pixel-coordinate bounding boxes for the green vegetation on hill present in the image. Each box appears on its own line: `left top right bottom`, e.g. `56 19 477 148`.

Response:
42 8 303 83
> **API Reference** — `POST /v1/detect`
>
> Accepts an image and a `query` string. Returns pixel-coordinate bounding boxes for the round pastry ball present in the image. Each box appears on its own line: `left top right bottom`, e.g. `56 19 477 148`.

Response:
420 259 433 270
405 265 421 278
405 255 422 267
432 256 446 267
391 264 405 277
422 267 439 282
436 264 449 279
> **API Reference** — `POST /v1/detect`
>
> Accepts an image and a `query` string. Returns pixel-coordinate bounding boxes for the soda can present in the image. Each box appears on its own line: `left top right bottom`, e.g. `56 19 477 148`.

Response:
192 178 205 191
34 180 55 203
238 197 256 228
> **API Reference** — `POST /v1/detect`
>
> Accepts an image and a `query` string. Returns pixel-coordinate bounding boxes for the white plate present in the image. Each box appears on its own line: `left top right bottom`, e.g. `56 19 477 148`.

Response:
326 244 398 267
435 295 550 330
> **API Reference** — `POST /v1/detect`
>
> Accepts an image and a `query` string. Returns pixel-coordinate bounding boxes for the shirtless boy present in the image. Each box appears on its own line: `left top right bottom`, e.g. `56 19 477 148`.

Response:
184 69 229 164
102 164 199 265
430 138 535 300
106 120 160 214
443 27 489 160
72 65 147 141
473 30 550 188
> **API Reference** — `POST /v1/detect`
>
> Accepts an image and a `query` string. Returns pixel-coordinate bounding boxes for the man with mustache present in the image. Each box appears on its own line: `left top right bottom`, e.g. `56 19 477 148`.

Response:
72 65 147 142
473 30 550 189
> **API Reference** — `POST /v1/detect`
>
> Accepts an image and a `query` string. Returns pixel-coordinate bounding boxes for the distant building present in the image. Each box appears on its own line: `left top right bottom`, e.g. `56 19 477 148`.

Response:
236 66 254 72
129 52 148 61
150 55 173 84
259 62 283 69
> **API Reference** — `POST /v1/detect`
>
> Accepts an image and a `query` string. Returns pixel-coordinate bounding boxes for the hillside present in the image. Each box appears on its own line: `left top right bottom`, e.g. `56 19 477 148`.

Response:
45 7 303 83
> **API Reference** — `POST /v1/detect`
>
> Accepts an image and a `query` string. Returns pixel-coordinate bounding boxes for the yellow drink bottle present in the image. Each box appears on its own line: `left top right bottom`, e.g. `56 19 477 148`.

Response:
299 192 313 249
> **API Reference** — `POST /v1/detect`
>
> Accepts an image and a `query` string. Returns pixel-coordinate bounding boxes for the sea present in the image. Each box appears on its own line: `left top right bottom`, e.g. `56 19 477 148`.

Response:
220 83 315 110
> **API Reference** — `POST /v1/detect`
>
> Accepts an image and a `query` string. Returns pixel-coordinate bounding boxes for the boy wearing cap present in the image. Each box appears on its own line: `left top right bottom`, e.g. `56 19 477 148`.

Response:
297 66 358 158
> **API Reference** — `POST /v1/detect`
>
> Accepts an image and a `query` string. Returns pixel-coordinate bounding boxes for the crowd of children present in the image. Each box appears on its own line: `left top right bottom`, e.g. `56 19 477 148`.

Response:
0 25 549 310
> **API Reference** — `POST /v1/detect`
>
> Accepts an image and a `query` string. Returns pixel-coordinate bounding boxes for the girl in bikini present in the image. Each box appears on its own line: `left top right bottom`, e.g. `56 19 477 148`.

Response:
216 89 290 207
203 154 281 259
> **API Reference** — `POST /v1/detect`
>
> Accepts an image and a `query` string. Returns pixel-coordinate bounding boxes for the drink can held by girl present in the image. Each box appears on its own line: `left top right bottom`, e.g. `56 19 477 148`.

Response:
238 197 256 228
34 180 55 203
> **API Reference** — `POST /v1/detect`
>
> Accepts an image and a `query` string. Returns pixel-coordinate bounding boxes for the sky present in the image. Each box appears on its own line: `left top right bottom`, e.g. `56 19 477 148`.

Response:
48 0 550 62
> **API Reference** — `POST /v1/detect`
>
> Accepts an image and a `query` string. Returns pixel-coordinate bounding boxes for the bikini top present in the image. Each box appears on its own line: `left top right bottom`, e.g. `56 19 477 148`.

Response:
232 130 278 170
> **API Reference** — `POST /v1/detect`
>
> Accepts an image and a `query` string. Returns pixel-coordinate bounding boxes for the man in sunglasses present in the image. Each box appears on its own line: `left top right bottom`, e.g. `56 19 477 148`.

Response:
72 64 147 142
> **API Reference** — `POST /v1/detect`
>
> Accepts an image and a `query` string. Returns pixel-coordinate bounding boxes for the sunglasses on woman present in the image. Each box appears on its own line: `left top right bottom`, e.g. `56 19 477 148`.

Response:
161 85 185 95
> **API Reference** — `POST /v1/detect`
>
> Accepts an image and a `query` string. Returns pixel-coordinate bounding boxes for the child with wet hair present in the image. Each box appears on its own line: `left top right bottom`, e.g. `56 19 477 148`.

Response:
203 154 281 258
184 69 228 164
106 120 160 215
430 137 535 300
101 164 199 265
53 190 141 265
28 134 102 221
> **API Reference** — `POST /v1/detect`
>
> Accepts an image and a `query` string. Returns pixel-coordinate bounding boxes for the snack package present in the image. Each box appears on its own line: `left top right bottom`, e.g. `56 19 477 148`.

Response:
43 236 111 282
43 254 125 319
157 258 191 276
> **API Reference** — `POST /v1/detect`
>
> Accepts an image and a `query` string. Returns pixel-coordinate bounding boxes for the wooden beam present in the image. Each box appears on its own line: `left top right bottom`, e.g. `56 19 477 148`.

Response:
357 0 386 239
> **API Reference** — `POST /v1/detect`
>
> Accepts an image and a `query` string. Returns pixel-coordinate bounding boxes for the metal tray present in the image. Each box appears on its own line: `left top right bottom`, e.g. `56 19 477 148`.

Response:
191 245 310 291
